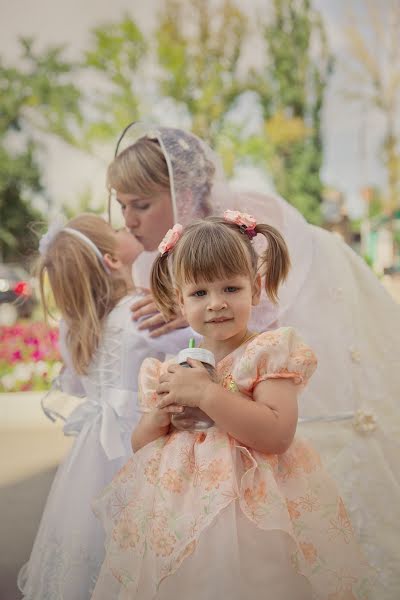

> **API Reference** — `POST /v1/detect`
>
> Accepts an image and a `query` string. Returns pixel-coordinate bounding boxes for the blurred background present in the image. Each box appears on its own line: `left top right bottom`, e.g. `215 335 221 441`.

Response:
0 0 399 596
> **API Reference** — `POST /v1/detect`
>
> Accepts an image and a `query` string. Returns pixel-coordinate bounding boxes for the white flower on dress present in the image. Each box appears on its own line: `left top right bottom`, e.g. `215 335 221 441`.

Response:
352 409 377 433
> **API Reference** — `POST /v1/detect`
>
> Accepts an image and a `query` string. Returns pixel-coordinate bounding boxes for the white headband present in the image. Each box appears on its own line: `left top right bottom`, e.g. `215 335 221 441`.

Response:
39 218 111 274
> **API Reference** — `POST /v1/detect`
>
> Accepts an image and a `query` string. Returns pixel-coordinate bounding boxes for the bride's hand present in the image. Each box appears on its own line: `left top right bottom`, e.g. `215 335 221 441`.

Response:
131 291 157 320
131 291 188 337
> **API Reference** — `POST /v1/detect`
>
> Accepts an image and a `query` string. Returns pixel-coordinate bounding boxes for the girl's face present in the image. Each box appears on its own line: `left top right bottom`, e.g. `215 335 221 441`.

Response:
177 273 261 343
116 189 174 252
114 229 144 267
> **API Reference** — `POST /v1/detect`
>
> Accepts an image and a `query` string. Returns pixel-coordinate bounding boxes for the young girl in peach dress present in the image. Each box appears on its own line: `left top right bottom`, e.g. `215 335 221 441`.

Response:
91 212 374 600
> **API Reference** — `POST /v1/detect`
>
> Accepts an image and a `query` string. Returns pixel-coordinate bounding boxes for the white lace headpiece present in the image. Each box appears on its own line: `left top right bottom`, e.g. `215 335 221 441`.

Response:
39 216 110 273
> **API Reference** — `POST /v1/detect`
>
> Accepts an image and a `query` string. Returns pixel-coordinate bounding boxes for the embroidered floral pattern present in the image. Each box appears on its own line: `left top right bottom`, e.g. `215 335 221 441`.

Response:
300 541 318 565
113 517 140 550
144 453 161 484
243 480 268 520
202 458 231 491
328 498 354 544
160 469 184 493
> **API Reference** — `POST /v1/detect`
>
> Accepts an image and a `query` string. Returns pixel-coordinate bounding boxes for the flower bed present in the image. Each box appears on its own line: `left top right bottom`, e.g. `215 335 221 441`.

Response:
0 322 62 392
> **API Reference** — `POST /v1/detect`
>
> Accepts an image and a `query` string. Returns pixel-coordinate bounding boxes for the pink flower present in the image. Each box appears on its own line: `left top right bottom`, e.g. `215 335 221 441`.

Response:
31 349 45 362
158 223 183 256
11 350 22 363
224 210 257 230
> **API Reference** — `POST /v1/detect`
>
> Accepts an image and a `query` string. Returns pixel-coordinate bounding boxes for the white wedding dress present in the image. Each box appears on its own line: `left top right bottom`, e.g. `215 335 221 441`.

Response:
123 125 400 597
17 294 194 599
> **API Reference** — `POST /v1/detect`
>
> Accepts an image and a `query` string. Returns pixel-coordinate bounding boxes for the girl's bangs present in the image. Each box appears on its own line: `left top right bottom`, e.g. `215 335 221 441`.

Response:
174 228 251 285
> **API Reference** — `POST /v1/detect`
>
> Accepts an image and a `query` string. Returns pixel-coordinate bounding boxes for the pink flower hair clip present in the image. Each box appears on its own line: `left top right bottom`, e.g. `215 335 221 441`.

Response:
224 210 257 240
158 223 183 256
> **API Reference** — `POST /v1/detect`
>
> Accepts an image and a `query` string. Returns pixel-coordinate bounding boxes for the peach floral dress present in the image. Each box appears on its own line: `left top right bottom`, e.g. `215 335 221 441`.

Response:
92 328 374 600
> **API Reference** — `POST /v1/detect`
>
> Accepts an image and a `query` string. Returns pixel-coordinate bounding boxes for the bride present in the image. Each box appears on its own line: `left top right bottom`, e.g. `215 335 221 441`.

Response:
106 122 400 597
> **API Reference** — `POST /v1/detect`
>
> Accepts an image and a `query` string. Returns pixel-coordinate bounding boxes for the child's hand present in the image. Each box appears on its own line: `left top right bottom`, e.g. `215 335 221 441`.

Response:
156 359 216 410
145 405 184 428
132 404 184 452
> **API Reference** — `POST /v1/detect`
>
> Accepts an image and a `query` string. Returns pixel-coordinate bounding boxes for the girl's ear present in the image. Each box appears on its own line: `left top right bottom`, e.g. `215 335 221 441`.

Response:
176 288 186 318
103 253 122 272
252 273 262 306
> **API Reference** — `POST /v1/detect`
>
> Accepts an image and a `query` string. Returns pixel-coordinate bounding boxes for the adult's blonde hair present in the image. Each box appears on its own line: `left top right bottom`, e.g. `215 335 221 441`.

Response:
151 216 291 320
107 137 170 198
107 131 216 222
37 214 127 374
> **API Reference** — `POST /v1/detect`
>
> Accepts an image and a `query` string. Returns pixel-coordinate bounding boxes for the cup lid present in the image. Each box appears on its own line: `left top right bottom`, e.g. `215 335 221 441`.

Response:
178 347 215 367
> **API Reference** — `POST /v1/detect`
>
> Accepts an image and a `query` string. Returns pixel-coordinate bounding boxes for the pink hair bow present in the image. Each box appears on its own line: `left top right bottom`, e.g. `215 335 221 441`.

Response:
158 223 183 256
223 210 257 239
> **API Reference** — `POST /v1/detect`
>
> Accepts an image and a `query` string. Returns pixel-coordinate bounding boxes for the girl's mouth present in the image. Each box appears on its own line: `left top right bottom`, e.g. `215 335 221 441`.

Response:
207 317 232 323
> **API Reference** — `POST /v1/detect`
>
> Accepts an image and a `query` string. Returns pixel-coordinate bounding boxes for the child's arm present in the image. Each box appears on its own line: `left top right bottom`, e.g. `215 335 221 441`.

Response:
131 406 183 452
200 379 298 454
156 361 298 454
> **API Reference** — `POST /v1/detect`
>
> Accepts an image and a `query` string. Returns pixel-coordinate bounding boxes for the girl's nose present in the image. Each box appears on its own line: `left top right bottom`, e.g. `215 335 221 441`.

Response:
207 295 227 311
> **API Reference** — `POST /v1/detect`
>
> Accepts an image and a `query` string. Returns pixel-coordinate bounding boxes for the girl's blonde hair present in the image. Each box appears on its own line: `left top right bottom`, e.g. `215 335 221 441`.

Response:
151 216 291 320
37 214 128 375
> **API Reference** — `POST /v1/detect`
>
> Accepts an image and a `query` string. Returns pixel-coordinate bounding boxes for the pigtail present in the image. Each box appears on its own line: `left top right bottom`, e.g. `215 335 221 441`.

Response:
255 224 291 303
150 253 177 321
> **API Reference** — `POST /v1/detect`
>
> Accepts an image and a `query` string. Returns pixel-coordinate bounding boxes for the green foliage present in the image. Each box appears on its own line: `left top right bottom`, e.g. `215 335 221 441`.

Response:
82 16 147 146
367 188 384 220
1 1 335 237
156 0 251 145
344 2 400 213
0 39 81 259
258 0 333 224
61 186 105 219
1 38 83 143
0 142 43 261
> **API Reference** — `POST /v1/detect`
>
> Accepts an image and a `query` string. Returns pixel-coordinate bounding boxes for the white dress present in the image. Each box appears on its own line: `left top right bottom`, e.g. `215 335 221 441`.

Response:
17 294 194 600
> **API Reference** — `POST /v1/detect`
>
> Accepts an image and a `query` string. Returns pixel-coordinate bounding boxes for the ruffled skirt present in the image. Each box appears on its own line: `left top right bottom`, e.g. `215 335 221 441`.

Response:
91 429 375 599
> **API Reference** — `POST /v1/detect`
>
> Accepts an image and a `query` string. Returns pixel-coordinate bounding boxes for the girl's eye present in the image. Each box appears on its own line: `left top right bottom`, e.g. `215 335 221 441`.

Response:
136 203 150 211
225 286 238 293
193 290 206 297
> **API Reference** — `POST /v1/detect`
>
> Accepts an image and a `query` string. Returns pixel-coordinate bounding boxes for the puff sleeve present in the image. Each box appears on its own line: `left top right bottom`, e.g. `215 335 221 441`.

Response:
234 327 317 392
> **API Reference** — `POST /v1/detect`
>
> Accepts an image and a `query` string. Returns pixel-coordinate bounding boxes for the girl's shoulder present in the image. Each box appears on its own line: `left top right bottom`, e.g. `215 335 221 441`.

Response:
225 327 317 392
249 327 317 366
245 327 305 353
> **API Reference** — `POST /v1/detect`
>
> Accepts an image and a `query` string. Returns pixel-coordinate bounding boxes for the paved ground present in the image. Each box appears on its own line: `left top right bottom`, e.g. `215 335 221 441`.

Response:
0 420 72 600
